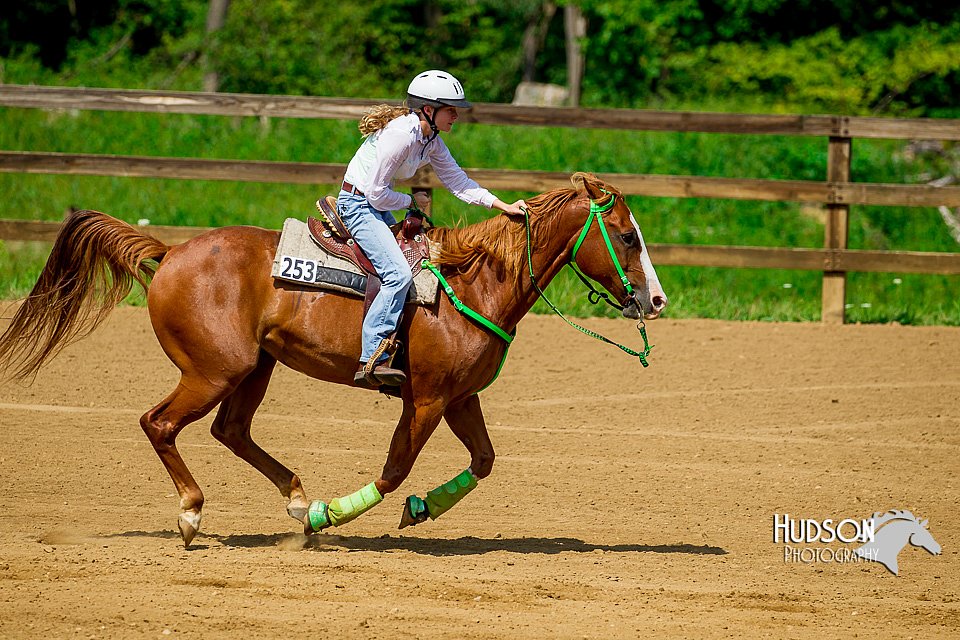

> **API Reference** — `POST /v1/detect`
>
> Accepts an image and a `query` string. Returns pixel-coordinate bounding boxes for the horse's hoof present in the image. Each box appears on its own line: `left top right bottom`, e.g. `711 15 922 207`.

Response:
398 495 429 529
304 500 330 535
288 505 308 523
286 496 309 524
178 511 202 548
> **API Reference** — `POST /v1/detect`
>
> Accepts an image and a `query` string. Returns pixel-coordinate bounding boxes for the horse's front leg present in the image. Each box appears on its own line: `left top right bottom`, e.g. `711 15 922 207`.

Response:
399 393 492 529
303 396 445 534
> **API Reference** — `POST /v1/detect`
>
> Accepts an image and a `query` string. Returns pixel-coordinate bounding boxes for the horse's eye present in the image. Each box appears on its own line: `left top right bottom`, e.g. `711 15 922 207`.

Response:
620 232 636 247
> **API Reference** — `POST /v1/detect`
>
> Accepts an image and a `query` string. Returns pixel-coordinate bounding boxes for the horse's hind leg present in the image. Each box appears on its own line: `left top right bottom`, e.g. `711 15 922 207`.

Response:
140 376 233 547
209 352 310 525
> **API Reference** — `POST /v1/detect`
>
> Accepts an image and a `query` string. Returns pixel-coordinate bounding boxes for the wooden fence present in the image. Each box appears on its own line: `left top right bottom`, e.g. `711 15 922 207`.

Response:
1 84 959 322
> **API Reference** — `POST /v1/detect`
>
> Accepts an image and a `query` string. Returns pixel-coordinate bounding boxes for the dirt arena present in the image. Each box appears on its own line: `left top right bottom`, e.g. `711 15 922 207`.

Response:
1 307 957 638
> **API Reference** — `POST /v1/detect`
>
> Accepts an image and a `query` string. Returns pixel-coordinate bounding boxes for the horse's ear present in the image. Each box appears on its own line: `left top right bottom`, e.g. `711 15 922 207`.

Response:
570 172 607 200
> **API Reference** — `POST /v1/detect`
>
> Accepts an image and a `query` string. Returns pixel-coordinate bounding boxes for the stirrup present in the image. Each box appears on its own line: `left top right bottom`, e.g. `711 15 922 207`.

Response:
354 362 406 387
353 367 380 389
355 338 405 387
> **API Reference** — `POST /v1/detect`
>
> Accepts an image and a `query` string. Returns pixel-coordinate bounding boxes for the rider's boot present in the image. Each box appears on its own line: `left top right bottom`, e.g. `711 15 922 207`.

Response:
354 337 406 387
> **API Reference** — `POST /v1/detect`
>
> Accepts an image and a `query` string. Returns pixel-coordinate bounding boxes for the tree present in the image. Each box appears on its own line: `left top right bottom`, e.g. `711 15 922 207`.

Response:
564 3 586 105
202 0 230 92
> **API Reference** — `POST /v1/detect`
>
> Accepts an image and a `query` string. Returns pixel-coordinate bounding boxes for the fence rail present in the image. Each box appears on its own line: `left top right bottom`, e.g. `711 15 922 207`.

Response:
3 219 957 275
2 84 959 140
3 150 960 208
1 84 959 321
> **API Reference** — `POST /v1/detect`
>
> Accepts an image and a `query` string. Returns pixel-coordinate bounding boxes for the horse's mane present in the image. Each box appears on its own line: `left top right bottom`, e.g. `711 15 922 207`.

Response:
427 172 618 280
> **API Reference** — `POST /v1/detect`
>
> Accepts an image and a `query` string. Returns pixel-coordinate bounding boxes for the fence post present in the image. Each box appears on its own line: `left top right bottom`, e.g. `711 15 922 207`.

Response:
822 136 851 323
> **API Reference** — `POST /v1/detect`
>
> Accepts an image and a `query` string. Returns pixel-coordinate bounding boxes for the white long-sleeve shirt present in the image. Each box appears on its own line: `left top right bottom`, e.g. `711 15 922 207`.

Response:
343 112 497 212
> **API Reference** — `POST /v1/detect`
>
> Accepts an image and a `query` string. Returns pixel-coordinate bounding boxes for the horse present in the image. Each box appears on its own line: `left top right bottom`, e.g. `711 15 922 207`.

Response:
854 510 941 575
0 172 667 547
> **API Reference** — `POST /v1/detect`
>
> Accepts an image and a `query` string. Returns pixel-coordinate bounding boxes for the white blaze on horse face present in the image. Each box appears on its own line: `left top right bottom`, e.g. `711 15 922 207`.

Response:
629 211 668 318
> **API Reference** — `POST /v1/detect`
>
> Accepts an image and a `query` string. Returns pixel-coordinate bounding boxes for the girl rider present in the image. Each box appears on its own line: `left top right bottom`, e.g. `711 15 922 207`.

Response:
339 70 526 388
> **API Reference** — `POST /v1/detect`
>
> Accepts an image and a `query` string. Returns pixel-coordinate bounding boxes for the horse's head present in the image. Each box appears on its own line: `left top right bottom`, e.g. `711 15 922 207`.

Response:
567 173 668 320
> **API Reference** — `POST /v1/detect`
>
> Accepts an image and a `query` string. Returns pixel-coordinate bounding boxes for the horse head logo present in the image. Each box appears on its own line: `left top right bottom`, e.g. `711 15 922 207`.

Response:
854 510 941 575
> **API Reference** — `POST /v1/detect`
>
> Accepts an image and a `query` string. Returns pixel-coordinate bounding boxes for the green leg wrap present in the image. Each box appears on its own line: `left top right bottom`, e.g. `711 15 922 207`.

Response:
306 482 383 532
423 468 479 520
329 482 383 526
306 500 330 532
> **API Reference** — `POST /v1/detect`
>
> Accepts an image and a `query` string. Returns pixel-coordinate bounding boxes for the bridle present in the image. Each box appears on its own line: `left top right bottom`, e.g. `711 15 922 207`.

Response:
523 191 653 367
569 191 645 314
420 189 655 379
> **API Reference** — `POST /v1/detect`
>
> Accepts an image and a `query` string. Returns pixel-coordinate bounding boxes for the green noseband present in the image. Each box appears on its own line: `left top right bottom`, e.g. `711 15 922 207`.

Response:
570 191 636 307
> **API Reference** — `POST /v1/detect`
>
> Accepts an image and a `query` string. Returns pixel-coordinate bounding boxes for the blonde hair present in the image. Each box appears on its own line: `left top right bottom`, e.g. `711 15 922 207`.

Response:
358 104 412 137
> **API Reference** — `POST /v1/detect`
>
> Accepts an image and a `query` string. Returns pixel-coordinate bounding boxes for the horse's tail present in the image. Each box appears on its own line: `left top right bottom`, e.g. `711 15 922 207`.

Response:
0 209 169 381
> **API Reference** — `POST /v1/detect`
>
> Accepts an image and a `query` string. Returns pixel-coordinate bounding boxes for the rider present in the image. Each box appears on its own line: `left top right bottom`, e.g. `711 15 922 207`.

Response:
339 69 526 388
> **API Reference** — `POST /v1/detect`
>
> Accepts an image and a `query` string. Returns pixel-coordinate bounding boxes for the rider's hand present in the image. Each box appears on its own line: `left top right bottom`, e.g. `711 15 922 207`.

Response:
493 199 527 215
413 191 432 212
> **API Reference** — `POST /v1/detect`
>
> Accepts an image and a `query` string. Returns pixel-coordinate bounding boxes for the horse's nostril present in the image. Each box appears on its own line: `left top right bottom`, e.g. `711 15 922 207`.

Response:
652 296 666 309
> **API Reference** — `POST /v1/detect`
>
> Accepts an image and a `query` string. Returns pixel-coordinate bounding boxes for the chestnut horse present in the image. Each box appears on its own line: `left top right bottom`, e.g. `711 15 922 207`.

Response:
0 172 666 547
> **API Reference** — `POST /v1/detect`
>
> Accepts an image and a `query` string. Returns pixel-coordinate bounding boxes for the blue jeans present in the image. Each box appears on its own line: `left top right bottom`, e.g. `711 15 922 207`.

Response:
336 191 413 363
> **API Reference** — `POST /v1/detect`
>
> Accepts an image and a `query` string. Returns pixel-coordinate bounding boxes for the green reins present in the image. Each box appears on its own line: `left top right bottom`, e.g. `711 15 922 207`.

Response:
422 191 653 391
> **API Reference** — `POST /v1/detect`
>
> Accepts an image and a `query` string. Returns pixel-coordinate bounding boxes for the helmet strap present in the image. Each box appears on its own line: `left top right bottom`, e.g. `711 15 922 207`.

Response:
419 105 440 157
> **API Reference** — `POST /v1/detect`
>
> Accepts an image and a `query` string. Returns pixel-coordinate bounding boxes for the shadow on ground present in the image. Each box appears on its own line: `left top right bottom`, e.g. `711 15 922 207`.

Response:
102 530 727 556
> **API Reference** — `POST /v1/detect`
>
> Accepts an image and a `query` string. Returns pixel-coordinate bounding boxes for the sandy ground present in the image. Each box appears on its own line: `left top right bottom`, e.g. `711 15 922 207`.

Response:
0 307 958 639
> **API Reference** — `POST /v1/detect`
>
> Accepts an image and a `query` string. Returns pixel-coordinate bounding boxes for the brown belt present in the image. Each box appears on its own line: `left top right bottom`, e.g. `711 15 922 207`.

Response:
341 180 364 197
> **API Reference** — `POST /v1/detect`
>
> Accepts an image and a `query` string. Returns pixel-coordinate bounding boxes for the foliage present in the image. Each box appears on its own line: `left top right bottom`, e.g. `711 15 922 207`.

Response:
3 1 960 113
1 0 207 90
210 0 541 101
688 22 960 115
0 1 958 324
576 0 960 114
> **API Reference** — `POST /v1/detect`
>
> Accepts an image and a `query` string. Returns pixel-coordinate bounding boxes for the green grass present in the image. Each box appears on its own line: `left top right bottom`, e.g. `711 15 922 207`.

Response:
0 107 957 324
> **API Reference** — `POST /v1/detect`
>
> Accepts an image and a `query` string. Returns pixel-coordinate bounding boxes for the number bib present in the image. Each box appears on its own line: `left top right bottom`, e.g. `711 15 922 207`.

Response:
278 255 319 284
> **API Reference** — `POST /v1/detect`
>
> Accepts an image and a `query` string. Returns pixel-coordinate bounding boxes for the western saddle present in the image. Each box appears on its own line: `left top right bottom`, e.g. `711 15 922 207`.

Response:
307 196 432 391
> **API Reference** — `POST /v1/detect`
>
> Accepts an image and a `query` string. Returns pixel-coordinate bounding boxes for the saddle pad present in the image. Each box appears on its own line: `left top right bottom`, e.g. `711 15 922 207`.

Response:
271 218 439 305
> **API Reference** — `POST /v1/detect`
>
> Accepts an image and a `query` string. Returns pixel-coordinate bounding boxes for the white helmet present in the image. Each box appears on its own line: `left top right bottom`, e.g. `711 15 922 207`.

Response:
407 70 472 109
